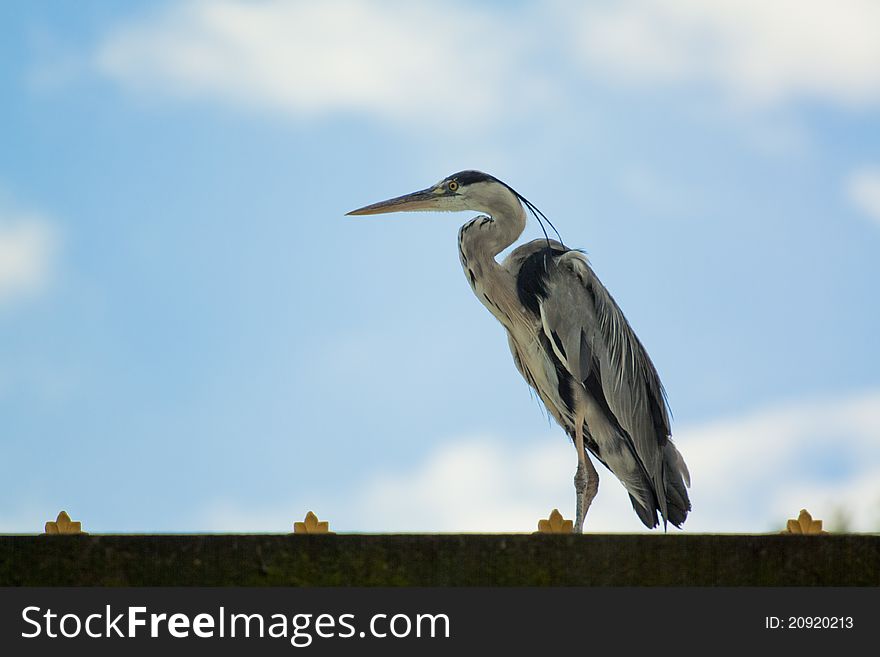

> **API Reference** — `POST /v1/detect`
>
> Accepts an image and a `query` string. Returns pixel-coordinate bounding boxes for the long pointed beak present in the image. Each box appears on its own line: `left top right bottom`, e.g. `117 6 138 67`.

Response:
346 187 439 216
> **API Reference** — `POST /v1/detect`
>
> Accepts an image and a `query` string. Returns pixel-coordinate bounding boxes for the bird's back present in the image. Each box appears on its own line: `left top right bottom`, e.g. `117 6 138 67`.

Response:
503 240 691 528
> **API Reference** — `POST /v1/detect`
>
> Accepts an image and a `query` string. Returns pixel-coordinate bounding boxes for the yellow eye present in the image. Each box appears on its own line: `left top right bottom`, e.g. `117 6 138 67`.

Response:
448 180 459 192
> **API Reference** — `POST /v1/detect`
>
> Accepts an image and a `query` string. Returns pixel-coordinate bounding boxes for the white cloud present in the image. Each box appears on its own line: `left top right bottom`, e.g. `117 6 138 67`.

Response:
94 0 539 127
570 0 880 108
195 437 573 533
845 166 880 225
357 391 880 533
0 210 58 305
675 390 880 532
199 390 880 533
90 0 880 129
358 435 575 532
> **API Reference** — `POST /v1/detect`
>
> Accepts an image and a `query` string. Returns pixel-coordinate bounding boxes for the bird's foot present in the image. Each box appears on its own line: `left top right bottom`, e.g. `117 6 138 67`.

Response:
573 459 599 533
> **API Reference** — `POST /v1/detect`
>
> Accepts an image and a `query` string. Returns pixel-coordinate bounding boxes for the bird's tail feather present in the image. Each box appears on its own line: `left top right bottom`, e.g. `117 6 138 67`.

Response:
625 442 691 529
629 493 660 528
661 442 691 528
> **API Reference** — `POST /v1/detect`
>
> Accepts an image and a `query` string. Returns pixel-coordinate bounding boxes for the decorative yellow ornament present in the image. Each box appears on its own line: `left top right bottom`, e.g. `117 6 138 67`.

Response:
782 509 828 535
293 511 333 534
536 508 574 534
44 511 87 535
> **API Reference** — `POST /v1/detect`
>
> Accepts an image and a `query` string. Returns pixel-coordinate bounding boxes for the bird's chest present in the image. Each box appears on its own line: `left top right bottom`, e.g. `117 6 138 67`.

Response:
459 257 517 330
458 223 531 331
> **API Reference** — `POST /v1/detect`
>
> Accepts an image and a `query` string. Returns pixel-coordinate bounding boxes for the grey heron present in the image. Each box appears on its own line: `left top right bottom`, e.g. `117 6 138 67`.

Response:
347 171 691 532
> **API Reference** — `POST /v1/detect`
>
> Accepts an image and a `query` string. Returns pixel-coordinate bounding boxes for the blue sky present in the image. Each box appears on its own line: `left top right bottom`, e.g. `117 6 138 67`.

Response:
2 0 879 533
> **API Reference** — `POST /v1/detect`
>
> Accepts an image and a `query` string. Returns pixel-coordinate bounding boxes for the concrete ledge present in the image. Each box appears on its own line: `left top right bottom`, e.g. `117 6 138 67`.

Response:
2 534 878 586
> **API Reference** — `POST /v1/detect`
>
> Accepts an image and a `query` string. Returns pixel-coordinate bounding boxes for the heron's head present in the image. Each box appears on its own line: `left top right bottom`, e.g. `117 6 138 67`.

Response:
346 170 517 217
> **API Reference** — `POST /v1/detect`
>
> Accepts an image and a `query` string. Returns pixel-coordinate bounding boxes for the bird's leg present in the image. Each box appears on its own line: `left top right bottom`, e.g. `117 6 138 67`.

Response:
573 416 599 533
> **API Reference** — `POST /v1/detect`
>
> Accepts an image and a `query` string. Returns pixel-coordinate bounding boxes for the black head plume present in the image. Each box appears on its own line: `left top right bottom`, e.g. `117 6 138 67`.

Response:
445 170 564 246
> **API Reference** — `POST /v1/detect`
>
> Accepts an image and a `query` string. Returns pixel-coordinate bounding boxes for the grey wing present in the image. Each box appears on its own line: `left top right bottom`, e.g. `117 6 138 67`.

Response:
541 250 691 527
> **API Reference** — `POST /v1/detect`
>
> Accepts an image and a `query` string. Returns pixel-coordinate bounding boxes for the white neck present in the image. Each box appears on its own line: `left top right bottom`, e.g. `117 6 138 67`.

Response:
459 184 527 262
